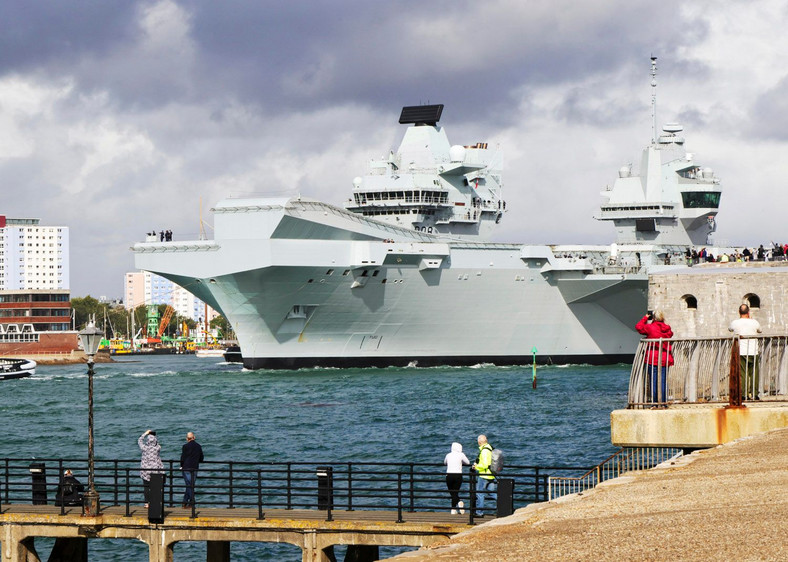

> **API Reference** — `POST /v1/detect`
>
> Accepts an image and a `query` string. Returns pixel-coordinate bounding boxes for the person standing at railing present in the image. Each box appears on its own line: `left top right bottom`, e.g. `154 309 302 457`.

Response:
180 431 204 508
472 435 496 517
444 442 470 514
138 430 164 508
636 310 674 404
729 304 763 400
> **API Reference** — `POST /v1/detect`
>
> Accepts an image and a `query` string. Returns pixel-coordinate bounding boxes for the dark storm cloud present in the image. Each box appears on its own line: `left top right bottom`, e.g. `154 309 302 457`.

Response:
1 1 702 124
0 2 137 72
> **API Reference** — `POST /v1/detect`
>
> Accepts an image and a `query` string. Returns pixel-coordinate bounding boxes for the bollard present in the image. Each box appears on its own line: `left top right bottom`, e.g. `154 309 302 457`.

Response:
496 478 514 517
316 466 333 511
29 462 47 505
148 473 165 524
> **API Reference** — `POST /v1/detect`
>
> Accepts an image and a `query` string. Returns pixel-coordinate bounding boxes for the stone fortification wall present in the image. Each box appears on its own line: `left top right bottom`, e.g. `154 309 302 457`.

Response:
648 262 788 338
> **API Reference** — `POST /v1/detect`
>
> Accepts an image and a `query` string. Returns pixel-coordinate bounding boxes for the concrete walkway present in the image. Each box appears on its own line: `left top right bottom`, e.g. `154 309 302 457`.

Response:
394 428 788 561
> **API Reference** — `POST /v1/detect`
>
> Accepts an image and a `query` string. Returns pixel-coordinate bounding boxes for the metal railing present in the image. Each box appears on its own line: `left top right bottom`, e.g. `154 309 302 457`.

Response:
0 458 595 524
628 336 788 408
548 446 682 501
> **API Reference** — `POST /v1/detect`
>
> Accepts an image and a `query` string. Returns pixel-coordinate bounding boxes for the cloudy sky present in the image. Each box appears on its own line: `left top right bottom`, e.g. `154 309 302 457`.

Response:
2 0 787 297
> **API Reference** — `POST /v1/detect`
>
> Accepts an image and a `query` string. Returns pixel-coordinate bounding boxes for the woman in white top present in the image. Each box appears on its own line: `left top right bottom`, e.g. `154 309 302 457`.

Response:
443 442 470 514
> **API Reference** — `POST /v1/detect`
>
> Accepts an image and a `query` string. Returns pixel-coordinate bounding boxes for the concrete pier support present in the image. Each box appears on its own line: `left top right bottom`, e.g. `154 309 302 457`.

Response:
2 526 39 562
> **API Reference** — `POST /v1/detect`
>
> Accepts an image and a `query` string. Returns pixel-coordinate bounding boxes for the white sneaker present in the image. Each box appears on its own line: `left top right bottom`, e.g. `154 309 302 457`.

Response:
458 501 465 514
451 509 457 515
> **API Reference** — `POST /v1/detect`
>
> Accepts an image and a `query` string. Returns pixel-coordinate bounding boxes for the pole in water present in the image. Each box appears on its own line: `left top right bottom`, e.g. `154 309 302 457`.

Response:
531 346 538 389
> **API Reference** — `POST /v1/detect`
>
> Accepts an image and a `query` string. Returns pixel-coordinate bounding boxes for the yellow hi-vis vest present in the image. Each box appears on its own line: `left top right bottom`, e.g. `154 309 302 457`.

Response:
476 443 494 480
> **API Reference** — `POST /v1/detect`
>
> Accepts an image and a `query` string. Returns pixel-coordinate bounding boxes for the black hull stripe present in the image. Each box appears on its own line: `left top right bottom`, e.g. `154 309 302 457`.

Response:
242 354 634 370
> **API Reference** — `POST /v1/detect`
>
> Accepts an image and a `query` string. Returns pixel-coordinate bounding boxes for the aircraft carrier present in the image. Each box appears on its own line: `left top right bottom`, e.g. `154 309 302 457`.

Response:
134 59 721 369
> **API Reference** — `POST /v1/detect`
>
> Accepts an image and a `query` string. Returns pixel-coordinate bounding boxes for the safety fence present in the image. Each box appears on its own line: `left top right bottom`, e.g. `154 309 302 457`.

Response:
548 446 683 501
1 458 594 525
628 336 788 408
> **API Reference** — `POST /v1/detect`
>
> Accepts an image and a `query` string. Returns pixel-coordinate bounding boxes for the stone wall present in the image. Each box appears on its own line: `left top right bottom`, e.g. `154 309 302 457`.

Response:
648 262 788 338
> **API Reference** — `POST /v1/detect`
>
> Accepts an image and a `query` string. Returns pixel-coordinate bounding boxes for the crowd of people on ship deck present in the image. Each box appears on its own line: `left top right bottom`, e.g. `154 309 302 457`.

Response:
685 243 788 265
146 229 173 241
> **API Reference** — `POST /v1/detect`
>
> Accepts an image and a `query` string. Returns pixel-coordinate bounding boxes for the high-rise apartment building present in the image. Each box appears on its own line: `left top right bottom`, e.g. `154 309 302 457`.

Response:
0 215 76 356
0 216 69 290
125 271 218 323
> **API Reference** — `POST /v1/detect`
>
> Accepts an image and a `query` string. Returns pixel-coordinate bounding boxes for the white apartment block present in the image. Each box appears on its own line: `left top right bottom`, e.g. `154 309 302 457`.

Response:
0 216 69 291
125 270 218 323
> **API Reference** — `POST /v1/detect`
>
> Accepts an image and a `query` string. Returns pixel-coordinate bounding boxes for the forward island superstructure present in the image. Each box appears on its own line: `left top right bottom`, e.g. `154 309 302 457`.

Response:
134 59 721 369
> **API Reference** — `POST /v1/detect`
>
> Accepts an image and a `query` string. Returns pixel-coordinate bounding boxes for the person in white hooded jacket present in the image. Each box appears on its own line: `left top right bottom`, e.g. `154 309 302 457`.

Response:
443 442 470 514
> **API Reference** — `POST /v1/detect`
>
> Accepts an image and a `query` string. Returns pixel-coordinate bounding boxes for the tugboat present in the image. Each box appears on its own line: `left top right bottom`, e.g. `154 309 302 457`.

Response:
0 358 36 380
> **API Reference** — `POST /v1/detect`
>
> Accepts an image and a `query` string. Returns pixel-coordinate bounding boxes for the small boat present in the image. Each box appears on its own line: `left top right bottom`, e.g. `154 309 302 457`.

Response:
195 348 226 358
0 358 36 380
223 345 243 363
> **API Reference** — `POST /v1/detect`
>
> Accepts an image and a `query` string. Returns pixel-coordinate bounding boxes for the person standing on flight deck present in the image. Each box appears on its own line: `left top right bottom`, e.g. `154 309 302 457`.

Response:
472 435 496 517
180 431 204 508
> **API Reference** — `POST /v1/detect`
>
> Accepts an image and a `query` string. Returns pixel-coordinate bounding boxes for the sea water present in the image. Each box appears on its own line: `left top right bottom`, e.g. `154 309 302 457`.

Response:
1 356 630 560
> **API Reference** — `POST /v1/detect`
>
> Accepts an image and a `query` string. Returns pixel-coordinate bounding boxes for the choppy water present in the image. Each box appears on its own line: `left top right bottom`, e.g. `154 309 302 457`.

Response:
1 356 630 560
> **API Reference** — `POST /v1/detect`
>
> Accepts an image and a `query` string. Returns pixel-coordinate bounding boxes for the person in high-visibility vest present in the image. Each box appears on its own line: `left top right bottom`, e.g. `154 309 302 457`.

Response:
472 434 496 516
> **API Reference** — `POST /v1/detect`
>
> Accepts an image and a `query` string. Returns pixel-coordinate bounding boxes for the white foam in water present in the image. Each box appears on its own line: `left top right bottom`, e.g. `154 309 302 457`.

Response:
129 370 177 377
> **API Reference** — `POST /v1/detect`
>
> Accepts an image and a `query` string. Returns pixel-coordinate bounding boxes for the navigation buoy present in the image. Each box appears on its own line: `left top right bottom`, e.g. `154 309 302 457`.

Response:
531 346 538 389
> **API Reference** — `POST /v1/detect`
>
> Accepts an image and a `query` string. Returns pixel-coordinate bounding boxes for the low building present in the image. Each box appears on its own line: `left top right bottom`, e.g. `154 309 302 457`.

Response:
0 289 78 356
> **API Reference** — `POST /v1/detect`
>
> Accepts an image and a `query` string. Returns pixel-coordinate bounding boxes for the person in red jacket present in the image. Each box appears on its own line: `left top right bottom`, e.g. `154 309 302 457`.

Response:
635 310 674 404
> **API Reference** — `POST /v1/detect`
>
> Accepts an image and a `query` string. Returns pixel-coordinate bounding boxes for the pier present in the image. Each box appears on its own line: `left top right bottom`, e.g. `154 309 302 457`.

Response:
0 459 585 561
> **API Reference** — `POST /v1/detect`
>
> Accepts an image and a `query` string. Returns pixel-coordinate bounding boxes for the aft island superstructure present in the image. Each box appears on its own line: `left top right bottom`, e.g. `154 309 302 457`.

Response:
134 59 721 369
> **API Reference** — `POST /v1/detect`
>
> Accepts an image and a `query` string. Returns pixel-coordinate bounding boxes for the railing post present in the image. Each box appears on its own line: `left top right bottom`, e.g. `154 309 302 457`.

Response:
286 463 292 510
257 470 264 520
730 337 743 406
229 461 234 509
168 460 174 507
347 463 353 511
533 467 540 502
58 459 64 516
408 463 415 512
113 460 119 507
3 458 8 506
396 471 403 523
124 468 130 517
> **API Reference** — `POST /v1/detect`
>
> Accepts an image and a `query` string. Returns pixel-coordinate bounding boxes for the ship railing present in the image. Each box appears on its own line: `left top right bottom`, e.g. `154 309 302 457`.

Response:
0 457 601 524
628 336 788 408
548 446 682 501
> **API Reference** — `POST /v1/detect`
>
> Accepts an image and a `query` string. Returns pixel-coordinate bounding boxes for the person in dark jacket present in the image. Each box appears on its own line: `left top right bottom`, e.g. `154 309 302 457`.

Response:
55 469 84 506
180 431 204 508
635 310 674 404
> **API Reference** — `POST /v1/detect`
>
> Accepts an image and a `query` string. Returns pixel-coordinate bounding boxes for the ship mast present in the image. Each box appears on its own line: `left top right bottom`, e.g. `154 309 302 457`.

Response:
650 56 658 145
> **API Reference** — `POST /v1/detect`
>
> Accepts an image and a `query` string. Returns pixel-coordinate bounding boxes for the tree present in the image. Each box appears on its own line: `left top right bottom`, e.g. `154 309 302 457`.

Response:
210 315 234 340
71 296 103 329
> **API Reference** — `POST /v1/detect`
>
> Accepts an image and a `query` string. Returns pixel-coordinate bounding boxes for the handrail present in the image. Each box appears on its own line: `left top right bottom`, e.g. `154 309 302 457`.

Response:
0 458 592 524
628 335 788 407
548 446 682 501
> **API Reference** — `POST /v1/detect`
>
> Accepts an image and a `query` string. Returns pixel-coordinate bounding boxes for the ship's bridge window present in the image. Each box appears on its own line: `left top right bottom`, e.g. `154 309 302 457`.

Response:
744 293 760 309
681 191 720 209
681 294 698 310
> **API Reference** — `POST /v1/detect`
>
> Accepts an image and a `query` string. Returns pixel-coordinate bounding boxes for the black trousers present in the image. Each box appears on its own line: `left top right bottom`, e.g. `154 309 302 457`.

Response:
446 473 463 507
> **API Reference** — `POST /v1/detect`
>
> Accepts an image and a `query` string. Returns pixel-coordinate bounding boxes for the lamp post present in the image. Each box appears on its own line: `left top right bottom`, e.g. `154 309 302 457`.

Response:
78 318 103 516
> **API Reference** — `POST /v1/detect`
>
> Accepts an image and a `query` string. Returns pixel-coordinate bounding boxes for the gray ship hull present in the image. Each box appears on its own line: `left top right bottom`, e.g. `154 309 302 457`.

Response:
135 200 650 370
